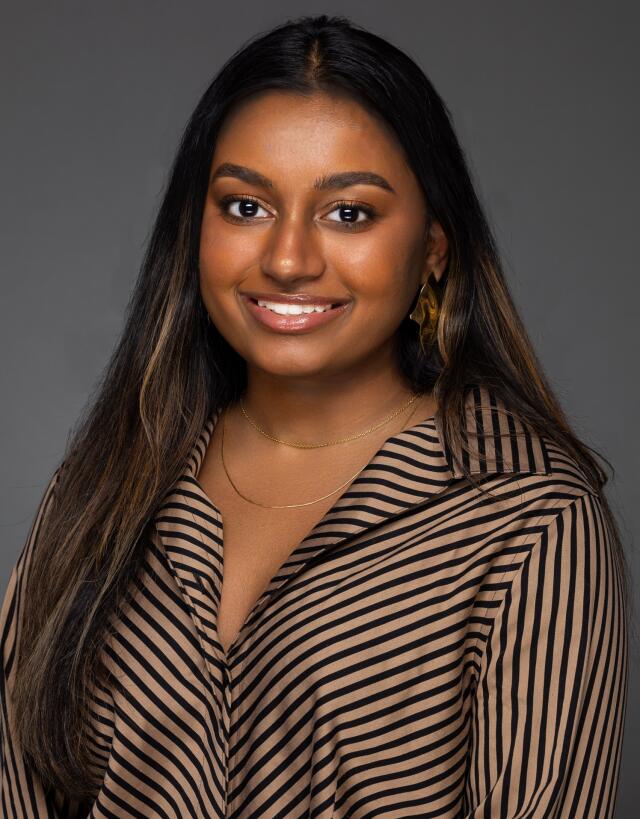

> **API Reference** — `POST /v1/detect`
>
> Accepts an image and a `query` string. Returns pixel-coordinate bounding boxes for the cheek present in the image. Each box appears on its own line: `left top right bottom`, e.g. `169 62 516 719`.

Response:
346 248 421 336
198 245 236 321
328 224 421 304
198 213 255 299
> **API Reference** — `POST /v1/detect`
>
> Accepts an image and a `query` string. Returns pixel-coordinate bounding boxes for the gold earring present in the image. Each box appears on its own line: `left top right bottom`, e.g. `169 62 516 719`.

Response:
409 273 439 353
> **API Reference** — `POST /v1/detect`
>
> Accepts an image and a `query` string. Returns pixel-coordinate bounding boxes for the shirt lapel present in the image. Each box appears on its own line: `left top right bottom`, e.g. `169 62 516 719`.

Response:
152 384 552 663
439 383 552 477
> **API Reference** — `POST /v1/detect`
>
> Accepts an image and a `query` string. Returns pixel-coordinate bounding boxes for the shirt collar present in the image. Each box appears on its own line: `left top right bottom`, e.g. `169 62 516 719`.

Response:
183 383 551 487
153 384 551 662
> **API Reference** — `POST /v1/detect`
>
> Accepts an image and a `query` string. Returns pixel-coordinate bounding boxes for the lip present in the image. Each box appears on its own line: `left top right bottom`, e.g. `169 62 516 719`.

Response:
239 293 352 334
239 291 350 306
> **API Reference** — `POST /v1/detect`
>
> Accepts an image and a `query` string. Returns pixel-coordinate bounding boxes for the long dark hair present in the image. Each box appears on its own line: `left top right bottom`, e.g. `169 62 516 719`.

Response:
11 13 632 797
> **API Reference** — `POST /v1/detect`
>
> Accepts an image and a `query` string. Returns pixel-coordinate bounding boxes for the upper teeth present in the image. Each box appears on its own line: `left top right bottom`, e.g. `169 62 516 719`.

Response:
256 300 334 315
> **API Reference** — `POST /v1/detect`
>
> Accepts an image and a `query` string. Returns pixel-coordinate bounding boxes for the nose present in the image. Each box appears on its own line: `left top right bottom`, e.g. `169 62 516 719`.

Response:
260 212 325 284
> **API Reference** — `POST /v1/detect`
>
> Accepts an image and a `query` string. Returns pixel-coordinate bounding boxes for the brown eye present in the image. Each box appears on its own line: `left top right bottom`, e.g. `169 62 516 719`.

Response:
325 201 375 228
221 196 270 220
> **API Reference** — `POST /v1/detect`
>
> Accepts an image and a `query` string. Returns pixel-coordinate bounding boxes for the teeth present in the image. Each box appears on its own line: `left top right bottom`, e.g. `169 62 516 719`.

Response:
256 300 333 315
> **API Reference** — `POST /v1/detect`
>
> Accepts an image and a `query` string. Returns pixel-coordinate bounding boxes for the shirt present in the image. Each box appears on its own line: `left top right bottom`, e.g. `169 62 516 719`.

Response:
1 384 628 818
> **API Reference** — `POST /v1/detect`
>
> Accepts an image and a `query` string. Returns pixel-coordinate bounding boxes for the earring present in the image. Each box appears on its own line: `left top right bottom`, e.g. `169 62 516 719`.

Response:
409 272 440 354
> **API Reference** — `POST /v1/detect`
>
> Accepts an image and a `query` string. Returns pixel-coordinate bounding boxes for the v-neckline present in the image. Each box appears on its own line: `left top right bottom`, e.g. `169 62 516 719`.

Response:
154 386 553 666
190 409 439 663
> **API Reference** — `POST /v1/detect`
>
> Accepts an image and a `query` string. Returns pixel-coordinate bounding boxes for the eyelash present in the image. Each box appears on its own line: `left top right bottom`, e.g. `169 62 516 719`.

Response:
218 195 377 230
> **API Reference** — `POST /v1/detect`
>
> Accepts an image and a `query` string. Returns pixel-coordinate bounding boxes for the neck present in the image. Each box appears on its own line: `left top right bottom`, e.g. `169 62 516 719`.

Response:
236 363 434 446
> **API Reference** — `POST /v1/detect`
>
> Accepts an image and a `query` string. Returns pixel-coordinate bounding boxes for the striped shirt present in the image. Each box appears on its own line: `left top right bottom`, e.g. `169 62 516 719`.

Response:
1 385 628 817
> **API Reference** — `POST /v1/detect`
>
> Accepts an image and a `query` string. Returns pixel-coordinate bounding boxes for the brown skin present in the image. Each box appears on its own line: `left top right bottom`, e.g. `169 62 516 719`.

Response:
198 89 449 503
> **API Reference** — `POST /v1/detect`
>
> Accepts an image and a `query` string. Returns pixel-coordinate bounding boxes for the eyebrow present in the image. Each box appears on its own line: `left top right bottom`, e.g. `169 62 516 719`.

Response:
210 162 396 194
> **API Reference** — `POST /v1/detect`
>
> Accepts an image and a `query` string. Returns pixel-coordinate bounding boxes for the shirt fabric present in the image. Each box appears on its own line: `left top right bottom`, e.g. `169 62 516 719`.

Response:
1 385 628 818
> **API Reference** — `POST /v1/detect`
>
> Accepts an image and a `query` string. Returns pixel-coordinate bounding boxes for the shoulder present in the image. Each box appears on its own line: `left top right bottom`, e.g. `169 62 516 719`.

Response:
19 463 64 562
434 385 615 579
2 463 64 617
459 434 605 555
438 384 600 504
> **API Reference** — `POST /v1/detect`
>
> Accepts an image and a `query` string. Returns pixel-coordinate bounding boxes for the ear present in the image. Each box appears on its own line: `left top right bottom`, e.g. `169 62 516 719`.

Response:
422 218 449 284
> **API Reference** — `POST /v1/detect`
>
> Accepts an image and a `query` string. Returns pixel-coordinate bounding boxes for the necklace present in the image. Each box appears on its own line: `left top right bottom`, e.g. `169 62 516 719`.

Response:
239 391 420 448
221 394 421 509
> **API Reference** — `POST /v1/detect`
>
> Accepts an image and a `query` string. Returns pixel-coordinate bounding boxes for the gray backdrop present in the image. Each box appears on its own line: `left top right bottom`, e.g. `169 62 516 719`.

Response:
2 1 637 814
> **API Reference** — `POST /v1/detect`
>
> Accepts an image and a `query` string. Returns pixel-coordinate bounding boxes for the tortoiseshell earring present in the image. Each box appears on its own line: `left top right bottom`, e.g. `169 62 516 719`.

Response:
409 272 440 354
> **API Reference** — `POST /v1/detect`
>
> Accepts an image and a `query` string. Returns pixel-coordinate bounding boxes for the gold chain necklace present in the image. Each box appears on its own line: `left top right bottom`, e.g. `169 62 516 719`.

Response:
221 394 421 509
239 391 420 448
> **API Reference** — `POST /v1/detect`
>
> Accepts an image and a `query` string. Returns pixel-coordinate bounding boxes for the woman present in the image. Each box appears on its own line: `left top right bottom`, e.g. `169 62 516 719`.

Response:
0 14 629 819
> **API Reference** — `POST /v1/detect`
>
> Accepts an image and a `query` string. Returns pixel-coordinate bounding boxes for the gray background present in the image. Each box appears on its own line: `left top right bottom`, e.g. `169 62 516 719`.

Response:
2 1 637 813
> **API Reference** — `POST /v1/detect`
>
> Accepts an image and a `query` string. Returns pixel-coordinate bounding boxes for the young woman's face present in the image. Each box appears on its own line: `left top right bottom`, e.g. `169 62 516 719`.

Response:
199 90 447 379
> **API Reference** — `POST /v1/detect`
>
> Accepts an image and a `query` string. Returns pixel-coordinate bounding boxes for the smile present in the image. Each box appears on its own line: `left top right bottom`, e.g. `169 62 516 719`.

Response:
255 299 337 315
240 294 351 334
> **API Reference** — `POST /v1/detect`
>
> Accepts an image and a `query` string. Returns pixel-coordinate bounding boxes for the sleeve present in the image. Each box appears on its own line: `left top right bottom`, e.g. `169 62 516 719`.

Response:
463 492 629 818
0 465 88 818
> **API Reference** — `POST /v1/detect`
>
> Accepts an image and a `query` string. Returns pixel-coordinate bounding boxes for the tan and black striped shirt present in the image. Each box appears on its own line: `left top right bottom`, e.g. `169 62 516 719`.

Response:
1 386 628 817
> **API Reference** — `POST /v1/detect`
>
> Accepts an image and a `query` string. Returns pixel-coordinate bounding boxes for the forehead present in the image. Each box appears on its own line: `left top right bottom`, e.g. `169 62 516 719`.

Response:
212 89 415 187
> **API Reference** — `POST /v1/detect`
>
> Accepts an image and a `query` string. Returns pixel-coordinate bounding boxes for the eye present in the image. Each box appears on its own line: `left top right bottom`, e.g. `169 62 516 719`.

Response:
324 201 376 229
220 195 271 221
218 195 376 230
